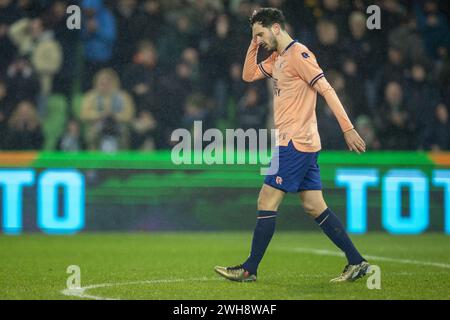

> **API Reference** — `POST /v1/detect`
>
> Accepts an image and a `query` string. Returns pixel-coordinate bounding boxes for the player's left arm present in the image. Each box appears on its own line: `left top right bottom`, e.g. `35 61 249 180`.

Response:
293 48 366 153
314 77 366 153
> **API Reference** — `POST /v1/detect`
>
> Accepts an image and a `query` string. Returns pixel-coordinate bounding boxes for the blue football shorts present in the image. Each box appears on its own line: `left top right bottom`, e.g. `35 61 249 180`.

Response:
264 140 322 193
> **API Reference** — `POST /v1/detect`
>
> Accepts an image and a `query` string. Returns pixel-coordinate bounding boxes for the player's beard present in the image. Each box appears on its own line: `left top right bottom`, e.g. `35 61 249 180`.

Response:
266 31 278 51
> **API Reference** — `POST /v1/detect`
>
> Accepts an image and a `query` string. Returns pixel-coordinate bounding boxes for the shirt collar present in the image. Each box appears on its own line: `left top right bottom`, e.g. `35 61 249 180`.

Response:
281 39 298 55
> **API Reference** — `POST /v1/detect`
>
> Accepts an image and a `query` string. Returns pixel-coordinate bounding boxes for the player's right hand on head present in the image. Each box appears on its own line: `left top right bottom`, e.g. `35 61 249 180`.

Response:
251 33 262 46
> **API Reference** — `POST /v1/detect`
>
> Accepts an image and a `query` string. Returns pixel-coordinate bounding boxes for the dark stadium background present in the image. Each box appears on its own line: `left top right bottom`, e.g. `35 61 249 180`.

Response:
0 0 449 234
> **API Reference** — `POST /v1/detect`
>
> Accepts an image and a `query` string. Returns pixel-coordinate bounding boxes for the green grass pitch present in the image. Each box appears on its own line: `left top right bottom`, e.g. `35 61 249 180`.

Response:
1 232 450 300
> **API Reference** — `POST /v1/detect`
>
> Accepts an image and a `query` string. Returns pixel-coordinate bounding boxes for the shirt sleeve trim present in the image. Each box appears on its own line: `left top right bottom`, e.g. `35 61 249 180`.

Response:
258 63 272 78
309 73 324 86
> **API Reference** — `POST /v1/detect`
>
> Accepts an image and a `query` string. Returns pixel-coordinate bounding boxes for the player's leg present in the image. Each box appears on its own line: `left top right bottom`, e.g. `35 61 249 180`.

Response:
215 184 285 282
299 190 369 282
241 183 285 275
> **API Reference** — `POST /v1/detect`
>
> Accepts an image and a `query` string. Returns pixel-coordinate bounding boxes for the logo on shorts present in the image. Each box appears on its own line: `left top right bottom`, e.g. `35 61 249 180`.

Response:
275 176 283 185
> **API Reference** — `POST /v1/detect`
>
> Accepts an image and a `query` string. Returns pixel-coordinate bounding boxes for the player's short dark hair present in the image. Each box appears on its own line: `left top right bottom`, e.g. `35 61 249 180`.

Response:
249 8 286 29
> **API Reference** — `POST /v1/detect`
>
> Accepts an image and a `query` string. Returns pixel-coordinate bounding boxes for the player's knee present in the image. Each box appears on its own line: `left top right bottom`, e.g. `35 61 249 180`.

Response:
302 202 315 216
257 190 277 211
257 193 271 211
302 201 322 218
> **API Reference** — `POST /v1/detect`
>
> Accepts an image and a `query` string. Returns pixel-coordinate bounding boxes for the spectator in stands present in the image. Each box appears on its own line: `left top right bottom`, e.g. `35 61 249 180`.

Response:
141 0 164 42
438 53 450 107
130 108 157 150
0 0 21 75
5 56 40 105
343 11 383 113
0 79 13 148
430 103 450 151
320 0 348 35
344 11 379 78
236 85 267 131
228 62 247 123
157 61 194 148
3 100 43 150
384 46 408 83
181 0 221 36
229 0 257 57
315 19 342 71
181 47 202 89
57 118 86 151
200 14 235 119
122 41 162 150
81 0 116 91
157 15 195 68
406 61 440 149
355 115 381 150
229 62 246 98
112 0 148 71
379 0 408 35
414 0 450 61
341 57 369 117
8 16 62 97
389 14 427 64
122 41 160 115
80 68 135 151
374 46 408 107
377 81 415 150
46 0 80 97
182 93 210 131
16 0 43 16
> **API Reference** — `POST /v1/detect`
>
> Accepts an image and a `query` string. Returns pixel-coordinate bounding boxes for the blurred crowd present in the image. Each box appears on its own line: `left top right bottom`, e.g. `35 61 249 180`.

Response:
0 0 449 152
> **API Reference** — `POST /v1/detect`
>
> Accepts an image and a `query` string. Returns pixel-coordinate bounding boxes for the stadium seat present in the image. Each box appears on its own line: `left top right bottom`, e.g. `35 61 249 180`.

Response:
71 93 83 120
42 94 68 150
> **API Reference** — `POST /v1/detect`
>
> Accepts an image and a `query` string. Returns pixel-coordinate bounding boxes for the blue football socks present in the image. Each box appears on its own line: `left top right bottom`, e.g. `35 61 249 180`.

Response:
242 210 277 275
315 208 364 265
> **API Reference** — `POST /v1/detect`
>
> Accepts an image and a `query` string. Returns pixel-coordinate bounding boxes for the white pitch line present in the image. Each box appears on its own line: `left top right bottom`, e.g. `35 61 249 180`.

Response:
61 249 450 300
61 277 222 300
283 247 450 269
